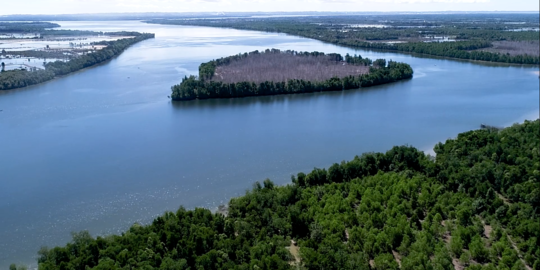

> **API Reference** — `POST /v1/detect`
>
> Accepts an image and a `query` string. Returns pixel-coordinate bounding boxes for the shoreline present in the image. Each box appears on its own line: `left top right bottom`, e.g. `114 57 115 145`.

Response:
3 21 538 268
10 117 540 269
0 35 153 92
172 50 413 101
147 21 539 67
1 54 123 92
422 114 540 156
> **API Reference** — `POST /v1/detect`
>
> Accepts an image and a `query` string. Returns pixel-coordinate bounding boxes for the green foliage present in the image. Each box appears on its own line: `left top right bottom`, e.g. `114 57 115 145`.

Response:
199 61 217 80
171 49 413 101
469 235 489 263
0 22 59 33
35 120 539 269
0 69 55 90
45 34 155 76
374 253 399 270
8 265 28 270
0 33 155 91
150 14 540 64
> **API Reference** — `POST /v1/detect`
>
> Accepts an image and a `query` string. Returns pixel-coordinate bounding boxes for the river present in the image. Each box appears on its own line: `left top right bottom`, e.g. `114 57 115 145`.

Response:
0 21 538 267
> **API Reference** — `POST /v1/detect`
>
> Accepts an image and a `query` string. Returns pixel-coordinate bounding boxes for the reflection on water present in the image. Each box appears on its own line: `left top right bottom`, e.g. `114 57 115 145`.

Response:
170 83 400 110
0 21 538 268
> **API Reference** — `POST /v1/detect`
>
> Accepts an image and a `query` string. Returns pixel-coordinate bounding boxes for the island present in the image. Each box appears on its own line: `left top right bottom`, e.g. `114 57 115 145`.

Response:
0 22 155 90
29 119 539 270
171 49 413 101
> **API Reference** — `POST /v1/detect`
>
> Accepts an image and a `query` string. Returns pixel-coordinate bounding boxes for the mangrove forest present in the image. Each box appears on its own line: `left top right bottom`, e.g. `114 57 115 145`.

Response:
0 33 155 91
150 13 540 65
32 119 540 270
171 49 413 101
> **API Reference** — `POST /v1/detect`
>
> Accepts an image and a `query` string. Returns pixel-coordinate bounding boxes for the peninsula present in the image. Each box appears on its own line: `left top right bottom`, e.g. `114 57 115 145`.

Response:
0 22 155 90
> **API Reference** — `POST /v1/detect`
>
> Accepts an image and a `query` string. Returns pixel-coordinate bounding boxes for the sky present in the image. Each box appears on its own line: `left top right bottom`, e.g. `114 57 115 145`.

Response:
0 0 538 15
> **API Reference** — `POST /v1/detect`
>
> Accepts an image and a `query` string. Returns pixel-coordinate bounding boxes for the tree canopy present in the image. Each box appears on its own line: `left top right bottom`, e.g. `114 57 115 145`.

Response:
34 120 539 269
150 13 540 65
0 33 155 91
171 50 413 101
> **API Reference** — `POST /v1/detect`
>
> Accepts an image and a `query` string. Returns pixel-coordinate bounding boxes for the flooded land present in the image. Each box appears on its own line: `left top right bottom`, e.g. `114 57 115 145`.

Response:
0 35 133 71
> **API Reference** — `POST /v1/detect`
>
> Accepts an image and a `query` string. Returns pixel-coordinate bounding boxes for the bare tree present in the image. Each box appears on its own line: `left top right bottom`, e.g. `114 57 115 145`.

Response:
212 53 369 84
479 41 540 56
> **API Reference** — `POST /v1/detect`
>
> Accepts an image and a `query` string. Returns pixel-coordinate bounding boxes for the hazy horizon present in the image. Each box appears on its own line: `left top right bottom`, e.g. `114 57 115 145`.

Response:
1 11 539 16
1 0 538 15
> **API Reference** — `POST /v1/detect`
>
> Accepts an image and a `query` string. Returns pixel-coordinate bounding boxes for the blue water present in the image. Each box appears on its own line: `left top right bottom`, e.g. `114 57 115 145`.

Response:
0 21 538 267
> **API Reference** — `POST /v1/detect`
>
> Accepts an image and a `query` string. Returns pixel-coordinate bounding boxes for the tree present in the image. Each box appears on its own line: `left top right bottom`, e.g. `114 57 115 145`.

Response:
450 234 464 257
30 120 540 270
373 59 387 68
469 235 489 263
171 50 413 101
374 253 399 270
1 33 154 91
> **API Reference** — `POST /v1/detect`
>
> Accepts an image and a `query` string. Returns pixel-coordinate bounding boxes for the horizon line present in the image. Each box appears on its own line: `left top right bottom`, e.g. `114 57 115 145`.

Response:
1 10 539 16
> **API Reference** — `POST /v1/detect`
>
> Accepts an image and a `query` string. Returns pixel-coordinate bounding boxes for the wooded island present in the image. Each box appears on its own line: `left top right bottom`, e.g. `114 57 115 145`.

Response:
171 49 413 101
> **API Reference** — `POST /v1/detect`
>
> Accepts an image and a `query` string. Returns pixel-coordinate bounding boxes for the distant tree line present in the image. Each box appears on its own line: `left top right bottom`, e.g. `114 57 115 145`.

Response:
0 33 155 90
40 30 150 37
0 69 55 90
45 34 154 76
150 17 540 65
2 31 152 60
32 120 539 269
171 50 413 101
324 39 539 65
6 50 76 60
0 22 60 33
0 21 143 37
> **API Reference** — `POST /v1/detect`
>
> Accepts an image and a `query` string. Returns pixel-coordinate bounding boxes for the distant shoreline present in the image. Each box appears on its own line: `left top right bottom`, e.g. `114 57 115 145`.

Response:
0 34 154 91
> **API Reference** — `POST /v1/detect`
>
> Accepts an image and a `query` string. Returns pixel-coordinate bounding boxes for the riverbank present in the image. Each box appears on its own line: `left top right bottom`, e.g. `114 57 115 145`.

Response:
0 33 154 91
31 120 540 270
147 14 540 65
2 21 538 269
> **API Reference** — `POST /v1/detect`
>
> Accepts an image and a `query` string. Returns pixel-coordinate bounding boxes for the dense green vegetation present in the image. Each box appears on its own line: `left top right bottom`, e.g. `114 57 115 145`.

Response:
40 30 149 37
0 69 55 90
0 22 140 37
0 22 60 33
0 33 154 90
45 34 154 76
34 120 539 269
149 13 540 64
171 50 413 101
